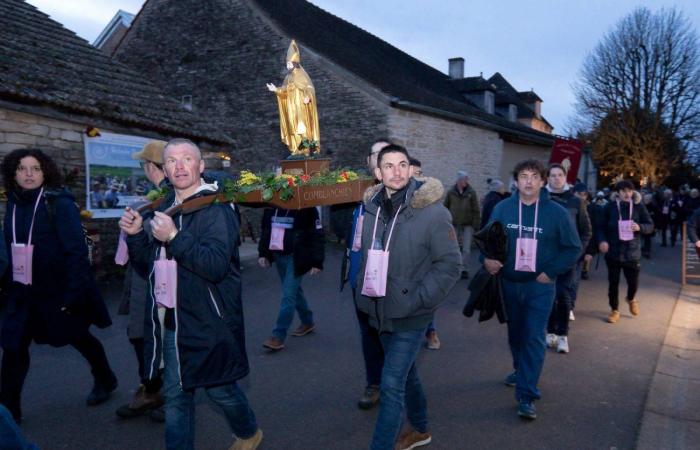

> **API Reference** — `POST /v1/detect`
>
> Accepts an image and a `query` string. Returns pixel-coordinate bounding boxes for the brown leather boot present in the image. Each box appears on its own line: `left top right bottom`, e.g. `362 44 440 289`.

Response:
607 310 620 323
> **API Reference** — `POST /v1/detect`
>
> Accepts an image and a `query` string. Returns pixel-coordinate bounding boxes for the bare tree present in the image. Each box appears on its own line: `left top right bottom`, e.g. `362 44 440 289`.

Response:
572 7 700 178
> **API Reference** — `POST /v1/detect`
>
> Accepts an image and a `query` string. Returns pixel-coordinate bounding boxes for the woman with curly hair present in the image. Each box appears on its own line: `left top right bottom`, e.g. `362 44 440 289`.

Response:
0 148 116 424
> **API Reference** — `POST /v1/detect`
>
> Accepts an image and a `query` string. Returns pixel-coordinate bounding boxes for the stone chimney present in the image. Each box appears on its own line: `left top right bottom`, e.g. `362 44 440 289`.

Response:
448 57 464 79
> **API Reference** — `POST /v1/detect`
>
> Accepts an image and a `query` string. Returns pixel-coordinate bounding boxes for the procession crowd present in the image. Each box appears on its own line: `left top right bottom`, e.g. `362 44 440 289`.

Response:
0 138 692 450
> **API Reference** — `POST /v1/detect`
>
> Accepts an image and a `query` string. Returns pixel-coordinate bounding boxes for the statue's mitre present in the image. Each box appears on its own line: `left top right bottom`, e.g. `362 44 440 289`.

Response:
286 40 301 64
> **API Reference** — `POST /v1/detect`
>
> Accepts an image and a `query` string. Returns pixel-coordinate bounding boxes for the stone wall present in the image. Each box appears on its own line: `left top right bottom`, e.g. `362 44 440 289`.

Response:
0 107 122 275
387 108 504 200
499 141 551 186
0 107 89 201
113 0 390 174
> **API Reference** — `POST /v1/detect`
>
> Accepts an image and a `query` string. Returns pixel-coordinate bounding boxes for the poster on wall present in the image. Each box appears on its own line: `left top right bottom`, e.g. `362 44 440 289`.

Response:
84 132 152 218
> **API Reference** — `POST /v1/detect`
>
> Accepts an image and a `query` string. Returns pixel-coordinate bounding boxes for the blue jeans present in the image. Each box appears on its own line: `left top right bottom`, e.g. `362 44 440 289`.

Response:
502 279 555 402
273 254 314 340
370 328 428 450
0 404 38 450
162 328 258 450
355 308 384 387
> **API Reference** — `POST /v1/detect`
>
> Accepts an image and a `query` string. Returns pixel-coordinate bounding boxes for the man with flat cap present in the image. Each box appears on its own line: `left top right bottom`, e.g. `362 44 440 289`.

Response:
115 140 168 421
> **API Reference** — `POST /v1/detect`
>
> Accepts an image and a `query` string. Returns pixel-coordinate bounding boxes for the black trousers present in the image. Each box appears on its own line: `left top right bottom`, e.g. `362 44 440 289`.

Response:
605 258 640 311
658 222 669 246
0 330 112 421
547 267 575 336
129 338 162 393
641 233 653 257
670 222 681 246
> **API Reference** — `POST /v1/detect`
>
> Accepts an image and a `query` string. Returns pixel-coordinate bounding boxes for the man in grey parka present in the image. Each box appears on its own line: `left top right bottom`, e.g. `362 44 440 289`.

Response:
356 144 460 450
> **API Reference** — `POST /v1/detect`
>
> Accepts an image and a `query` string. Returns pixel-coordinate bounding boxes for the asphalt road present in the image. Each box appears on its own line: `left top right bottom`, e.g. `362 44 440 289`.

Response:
15 241 682 450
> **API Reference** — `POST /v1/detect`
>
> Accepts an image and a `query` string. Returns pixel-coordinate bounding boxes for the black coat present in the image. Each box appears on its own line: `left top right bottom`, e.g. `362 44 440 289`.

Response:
463 222 508 323
128 195 248 390
258 207 325 277
595 192 654 262
2 188 110 351
479 191 508 230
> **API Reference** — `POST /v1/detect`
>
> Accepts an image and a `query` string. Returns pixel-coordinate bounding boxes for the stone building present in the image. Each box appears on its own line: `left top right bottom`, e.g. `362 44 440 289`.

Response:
0 0 233 268
112 0 555 197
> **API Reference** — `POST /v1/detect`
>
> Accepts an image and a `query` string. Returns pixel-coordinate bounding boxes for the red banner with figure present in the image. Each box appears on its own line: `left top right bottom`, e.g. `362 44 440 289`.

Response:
549 136 583 184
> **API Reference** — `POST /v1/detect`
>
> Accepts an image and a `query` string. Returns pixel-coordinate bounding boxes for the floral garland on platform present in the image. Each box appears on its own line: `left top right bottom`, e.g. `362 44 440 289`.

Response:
228 168 367 202
144 168 370 205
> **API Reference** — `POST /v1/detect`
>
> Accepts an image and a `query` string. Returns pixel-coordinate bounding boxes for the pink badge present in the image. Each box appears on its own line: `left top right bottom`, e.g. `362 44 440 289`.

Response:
361 205 401 297
154 247 177 309
515 238 537 272
616 201 634 241
11 188 43 285
662 206 669 215
361 249 390 297
514 199 539 273
618 220 634 241
114 230 129 266
269 224 285 251
11 243 33 285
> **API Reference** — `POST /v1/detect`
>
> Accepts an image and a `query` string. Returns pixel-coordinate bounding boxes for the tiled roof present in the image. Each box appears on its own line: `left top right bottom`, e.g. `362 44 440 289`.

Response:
518 90 543 103
0 0 232 145
450 76 496 93
251 0 553 143
488 73 552 127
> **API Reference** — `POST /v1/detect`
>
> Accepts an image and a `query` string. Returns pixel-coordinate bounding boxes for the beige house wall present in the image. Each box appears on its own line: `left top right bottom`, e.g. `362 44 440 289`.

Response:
387 108 503 200
499 141 552 187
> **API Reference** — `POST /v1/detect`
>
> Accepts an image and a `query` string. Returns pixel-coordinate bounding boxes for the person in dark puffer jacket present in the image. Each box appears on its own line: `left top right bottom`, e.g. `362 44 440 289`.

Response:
1 148 114 425
595 180 654 324
258 206 325 352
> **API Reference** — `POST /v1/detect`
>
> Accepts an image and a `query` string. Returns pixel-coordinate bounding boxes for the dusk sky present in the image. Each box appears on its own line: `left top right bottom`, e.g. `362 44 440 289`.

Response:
26 0 700 135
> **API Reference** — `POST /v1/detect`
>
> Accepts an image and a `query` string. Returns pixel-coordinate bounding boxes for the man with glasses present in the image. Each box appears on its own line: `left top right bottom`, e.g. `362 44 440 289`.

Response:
483 159 580 420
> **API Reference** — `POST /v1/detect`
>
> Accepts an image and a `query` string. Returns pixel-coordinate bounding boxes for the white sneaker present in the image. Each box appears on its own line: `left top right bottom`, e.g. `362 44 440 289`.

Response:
557 336 569 354
569 310 576 321
546 333 557 348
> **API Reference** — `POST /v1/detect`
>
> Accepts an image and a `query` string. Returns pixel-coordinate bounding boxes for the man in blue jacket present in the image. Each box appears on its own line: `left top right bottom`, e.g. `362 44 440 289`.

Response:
120 138 262 450
484 159 580 420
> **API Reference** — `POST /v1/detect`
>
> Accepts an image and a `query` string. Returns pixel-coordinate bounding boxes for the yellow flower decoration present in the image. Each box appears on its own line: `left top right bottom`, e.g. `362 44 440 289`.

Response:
238 170 262 186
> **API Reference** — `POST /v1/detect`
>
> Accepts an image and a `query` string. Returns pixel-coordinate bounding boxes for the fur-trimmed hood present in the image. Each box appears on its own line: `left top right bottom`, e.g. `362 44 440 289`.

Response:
363 177 444 210
610 190 642 205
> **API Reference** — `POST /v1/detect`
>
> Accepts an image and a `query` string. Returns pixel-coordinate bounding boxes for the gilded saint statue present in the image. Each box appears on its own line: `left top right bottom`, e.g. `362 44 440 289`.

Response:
266 40 320 156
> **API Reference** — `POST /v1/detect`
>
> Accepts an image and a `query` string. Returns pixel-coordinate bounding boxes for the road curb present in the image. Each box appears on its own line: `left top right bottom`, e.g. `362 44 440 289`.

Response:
636 285 700 449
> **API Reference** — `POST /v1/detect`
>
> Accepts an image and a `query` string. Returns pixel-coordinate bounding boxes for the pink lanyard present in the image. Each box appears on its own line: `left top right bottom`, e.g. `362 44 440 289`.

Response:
616 200 632 220
369 205 402 251
518 199 539 240
12 187 44 246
